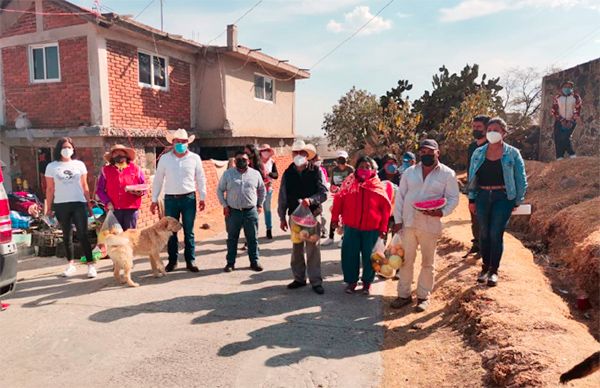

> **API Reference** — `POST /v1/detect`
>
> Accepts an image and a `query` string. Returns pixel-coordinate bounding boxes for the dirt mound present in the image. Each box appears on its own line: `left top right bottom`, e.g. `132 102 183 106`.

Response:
383 198 600 387
510 157 600 303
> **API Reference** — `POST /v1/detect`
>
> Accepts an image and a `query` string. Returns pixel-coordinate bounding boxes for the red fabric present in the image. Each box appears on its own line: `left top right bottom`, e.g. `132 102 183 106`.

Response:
102 164 143 209
331 174 393 233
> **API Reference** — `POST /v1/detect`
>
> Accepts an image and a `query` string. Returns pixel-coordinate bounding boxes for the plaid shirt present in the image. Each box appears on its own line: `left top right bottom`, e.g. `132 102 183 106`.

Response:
551 93 582 121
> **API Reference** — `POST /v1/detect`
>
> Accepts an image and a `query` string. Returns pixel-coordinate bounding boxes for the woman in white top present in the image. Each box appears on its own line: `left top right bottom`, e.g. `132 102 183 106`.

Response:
45 137 95 278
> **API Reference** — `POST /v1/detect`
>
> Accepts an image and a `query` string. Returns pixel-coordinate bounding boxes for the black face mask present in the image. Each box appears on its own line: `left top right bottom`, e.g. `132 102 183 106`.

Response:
421 154 436 167
472 130 485 140
235 158 248 169
337 158 346 165
112 156 127 164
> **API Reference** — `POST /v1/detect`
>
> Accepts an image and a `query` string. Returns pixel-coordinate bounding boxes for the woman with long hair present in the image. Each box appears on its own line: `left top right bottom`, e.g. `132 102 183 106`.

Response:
45 138 95 278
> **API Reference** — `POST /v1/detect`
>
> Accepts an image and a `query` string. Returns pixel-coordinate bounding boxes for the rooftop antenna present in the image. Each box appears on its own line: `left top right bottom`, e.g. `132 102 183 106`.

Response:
160 0 164 32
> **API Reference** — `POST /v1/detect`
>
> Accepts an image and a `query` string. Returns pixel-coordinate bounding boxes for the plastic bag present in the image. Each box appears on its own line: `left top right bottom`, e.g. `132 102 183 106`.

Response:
96 210 123 245
386 232 405 270
290 203 319 244
371 238 394 278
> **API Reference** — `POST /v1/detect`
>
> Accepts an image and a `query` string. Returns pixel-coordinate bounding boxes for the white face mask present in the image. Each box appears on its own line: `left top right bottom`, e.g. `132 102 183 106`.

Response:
486 131 503 144
293 155 307 167
314 161 322 167
61 148 74 159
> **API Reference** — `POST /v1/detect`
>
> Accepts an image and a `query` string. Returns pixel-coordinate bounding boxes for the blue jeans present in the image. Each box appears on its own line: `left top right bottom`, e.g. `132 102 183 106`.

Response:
341 226 379 284
263 189 273 230
164 193 197 265
226 207 259 265
476 189 515 274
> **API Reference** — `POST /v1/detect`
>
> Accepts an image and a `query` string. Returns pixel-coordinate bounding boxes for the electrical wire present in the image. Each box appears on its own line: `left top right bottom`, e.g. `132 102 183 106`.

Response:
206 0 263 46
134 0 157 20
309 0 396 71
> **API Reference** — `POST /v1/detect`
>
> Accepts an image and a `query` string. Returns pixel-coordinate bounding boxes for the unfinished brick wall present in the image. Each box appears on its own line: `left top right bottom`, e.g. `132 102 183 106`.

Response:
2 37 91 128
43 1 87 31
106 39 191 131
0 4 36 38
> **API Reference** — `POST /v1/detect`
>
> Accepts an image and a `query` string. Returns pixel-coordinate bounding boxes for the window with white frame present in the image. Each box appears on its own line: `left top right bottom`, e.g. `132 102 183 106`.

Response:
254 74 274 102
29 43 60 83
138 52 167 89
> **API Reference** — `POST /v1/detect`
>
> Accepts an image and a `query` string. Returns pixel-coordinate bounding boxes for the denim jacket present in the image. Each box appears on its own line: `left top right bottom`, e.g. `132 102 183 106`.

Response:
467 143 527 205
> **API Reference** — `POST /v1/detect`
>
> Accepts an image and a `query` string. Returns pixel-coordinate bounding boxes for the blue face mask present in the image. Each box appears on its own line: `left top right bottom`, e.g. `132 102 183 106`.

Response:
174 143 188 154
401 161 411 171
385 164 398 174
562 87 573 95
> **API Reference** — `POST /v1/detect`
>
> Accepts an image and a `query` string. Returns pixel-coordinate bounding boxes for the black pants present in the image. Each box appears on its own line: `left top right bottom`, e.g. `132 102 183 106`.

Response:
470 209 480 248
54 202 93 262
554 119 576 158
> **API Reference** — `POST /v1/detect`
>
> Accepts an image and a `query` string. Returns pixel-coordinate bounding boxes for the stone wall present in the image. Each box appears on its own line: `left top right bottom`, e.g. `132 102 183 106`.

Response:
539 58 600 161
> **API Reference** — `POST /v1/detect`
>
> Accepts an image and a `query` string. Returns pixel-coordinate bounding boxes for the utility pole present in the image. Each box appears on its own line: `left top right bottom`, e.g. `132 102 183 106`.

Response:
160 0 164 32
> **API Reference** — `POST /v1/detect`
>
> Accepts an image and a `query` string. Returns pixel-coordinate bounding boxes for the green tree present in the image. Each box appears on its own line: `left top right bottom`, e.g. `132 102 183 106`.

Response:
380 79 413 109
369 98 420 157
322 87 380 152
413 64 503 133
438 88 499 168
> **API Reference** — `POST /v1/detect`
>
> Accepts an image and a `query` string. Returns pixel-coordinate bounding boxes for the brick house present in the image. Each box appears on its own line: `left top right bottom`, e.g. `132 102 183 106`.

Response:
0 0 308 222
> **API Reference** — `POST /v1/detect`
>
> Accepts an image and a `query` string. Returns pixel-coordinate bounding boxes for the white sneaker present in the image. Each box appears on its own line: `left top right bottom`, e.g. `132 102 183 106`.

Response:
556 157 564 161
337 239 344 248
62 264 77 277
321 238 334 246
569 154 577 159
87 264 97 278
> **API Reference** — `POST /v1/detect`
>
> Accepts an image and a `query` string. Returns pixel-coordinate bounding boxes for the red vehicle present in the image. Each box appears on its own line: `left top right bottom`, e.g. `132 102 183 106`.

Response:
0 168 18 298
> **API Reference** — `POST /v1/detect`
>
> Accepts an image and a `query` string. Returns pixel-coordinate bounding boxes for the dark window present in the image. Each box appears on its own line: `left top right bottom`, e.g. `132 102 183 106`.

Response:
44 46 59 79
138 52 152 85
32 48 44 80
31 44 60 82
254 74 274 102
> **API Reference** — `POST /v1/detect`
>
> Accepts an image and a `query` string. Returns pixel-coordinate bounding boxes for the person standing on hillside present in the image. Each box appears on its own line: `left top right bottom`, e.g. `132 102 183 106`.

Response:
552 80 582 160
390 139 460 312
218 150 266 273
151 129 206 273
259 144 278 240
468 117 527 287
278 140 328 295
323 150 354 246
465 115 490 257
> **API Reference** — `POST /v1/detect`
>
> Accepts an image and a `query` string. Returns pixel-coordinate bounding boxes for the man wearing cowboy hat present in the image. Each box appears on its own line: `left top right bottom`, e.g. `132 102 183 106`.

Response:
278 140 328 295
151 129 207 273
259 143 279 239
96 144 146 230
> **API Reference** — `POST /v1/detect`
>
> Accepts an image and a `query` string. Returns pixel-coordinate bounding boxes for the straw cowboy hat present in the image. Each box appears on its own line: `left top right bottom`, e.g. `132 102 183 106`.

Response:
104 144 136 163
291 139 316 160
166 128 195 144
259 143 275 157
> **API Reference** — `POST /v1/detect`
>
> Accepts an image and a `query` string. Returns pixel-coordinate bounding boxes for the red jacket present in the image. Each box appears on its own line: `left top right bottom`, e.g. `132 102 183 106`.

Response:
331 176 393 233
97 164 145 210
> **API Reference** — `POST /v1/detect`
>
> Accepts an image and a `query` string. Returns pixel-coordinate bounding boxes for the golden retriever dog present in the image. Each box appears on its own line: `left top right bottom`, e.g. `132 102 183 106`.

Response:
105 234 138 287
120 216 182 278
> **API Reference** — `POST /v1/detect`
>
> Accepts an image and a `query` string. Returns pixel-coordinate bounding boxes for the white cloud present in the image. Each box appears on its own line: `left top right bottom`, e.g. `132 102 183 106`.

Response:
440 0 600 22
396 12 412 18
326 6 392 35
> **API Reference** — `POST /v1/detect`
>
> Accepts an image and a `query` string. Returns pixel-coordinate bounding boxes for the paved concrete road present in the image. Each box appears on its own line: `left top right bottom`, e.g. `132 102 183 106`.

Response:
1 226 384 388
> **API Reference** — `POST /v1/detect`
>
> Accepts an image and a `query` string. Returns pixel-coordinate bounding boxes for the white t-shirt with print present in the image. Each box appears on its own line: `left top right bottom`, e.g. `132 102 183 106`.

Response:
45 160 88 203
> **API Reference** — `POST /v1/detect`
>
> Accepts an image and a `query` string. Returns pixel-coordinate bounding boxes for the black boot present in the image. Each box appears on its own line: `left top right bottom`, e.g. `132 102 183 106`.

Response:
266 229 273 239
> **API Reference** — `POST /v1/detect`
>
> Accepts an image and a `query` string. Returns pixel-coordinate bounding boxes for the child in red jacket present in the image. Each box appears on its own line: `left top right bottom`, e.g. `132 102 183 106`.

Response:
331 156 393 295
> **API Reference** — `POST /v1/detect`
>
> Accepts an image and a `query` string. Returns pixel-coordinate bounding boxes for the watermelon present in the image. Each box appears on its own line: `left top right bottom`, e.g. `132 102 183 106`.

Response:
413 198 447 211
125 184 149 192
291 215 317 227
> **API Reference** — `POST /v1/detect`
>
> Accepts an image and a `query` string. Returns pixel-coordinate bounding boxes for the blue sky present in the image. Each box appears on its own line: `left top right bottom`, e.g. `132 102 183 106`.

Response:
74 0 600 136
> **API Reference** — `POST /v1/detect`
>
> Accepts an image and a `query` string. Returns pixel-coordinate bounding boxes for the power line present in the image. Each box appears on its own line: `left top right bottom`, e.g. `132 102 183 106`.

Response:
206 0 263 46
549 24 600 68
309 0 396 71
134 0 156 19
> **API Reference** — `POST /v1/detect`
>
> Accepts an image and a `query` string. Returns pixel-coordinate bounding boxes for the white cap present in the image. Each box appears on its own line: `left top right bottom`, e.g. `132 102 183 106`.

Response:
337 150 349 158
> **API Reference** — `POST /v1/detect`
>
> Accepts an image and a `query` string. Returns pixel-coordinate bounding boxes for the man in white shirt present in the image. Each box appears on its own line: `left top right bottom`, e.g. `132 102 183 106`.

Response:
390 139 459 312
151 129 206 273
